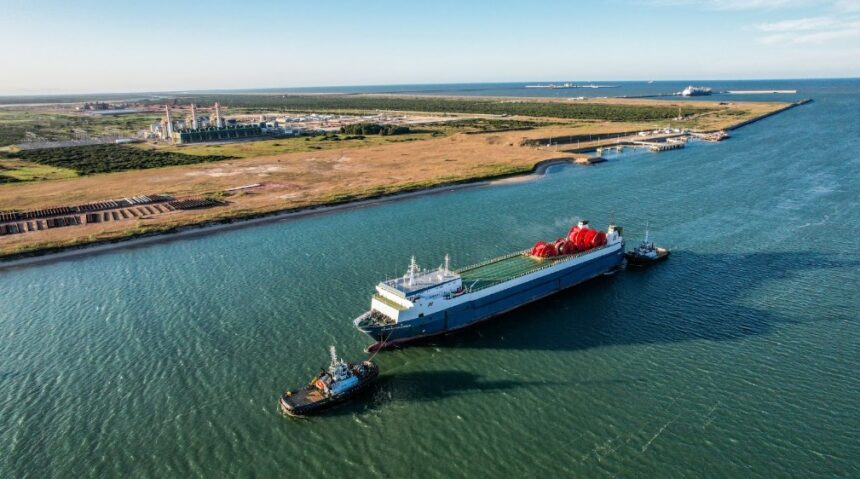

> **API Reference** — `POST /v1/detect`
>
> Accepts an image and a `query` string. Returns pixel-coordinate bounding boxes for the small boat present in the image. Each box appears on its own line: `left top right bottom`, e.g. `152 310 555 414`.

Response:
279 346 379 416
624 226 669 267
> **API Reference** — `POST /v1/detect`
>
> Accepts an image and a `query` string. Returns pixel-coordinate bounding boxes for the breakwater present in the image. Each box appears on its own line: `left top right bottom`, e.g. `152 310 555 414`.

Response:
725 98 812 131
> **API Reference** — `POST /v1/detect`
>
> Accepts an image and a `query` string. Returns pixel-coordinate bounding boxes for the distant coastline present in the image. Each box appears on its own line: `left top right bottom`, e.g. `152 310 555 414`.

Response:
0 97 811 268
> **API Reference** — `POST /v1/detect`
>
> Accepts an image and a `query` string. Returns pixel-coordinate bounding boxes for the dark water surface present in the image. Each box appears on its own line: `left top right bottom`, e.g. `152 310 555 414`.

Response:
1 80 859 478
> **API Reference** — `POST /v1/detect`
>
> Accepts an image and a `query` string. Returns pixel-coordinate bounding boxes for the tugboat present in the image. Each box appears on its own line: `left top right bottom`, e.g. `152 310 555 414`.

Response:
625 226 669 267
279 346 379 417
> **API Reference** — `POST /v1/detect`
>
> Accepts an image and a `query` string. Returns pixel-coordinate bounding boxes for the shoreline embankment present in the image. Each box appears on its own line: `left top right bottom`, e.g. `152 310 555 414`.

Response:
0 157 577 270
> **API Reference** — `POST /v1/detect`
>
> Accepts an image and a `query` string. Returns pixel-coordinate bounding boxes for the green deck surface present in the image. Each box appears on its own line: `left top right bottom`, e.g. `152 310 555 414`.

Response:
457 252 568 292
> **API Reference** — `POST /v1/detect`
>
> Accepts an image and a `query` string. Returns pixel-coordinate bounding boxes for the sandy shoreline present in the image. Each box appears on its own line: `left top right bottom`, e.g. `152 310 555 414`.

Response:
0 159 574 271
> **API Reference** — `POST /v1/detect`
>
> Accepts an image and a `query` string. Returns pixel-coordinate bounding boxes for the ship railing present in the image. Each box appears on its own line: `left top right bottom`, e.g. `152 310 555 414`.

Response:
455 249 529 274
377 282 406 298
465 243 613 293
357 310 396 327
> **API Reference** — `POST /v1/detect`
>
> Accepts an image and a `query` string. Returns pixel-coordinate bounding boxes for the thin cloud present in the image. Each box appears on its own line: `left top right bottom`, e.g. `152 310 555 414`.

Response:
646 0 858 10
703 0 813 9
756 17 836 31
757 17 860 43
646 0 819 10
834 0 860 11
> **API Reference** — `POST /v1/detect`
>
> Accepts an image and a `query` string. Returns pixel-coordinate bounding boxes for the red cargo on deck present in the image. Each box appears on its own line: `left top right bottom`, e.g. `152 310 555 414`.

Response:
531 222 610 258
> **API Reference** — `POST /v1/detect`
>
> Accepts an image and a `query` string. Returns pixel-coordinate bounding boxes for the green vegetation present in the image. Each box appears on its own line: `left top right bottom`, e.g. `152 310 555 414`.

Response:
158 95 711 122
0 175 21 184
0 108 161 147
339 123 411 135
142 131 436 158
439 118 553 132
13 144 235 175
0 159 78 182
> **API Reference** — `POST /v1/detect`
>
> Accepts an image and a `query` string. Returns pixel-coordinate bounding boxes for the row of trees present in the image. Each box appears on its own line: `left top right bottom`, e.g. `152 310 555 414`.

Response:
339 123 411 136
156 95 709 122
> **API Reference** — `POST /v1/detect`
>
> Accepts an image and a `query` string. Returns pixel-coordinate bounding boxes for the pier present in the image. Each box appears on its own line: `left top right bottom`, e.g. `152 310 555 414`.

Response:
689 131 729 142
630 140 685 152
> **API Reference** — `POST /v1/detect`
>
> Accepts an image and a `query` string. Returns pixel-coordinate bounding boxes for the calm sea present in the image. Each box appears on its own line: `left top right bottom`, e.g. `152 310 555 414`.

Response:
215 78 835 103
1 79 858 478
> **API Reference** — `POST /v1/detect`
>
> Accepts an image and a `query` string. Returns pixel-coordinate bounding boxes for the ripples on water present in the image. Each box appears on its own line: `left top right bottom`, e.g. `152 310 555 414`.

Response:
1 80 859 478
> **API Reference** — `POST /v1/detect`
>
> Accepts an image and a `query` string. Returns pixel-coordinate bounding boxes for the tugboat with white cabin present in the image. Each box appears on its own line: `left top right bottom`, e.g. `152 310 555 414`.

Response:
624 226 670 267
279 346 379 416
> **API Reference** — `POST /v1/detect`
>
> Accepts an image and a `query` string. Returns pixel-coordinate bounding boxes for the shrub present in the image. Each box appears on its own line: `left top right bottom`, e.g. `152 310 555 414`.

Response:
14 144 236 174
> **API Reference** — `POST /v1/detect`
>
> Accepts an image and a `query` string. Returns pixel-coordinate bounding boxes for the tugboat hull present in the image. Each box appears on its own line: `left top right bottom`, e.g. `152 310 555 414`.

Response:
279 361 379 416
624 248 670 267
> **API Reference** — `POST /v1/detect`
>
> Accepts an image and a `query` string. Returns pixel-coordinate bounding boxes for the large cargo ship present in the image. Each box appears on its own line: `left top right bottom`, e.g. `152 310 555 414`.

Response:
353 220 624 349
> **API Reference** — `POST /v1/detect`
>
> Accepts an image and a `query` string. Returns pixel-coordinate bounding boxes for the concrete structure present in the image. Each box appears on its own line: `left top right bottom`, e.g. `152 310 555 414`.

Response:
156 101 295 144
190 103 199 130
214 102 225 128
164 106 174 140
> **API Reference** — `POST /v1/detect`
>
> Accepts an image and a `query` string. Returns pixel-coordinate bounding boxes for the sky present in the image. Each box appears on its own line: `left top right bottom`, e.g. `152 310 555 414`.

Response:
0 0 858 95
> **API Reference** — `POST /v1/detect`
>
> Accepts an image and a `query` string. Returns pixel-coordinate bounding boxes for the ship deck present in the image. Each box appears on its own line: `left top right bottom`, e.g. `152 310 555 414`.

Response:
283 387 326 408
457 248 601 292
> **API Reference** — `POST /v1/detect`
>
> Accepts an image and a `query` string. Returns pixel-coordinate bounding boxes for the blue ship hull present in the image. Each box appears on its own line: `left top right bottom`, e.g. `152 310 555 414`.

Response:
358 247 624 346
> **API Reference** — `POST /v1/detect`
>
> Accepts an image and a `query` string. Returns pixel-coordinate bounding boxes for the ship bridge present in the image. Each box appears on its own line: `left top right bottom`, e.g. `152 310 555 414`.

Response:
379 255 460 298
380 269 460 298
371 256 462 321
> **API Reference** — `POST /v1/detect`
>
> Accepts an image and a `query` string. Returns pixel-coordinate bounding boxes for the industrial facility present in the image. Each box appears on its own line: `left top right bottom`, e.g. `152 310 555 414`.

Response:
151 102 271 144
145 102 451 144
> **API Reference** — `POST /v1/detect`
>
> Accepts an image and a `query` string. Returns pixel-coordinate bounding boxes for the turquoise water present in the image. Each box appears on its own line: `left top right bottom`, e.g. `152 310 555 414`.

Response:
1 80 859 478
